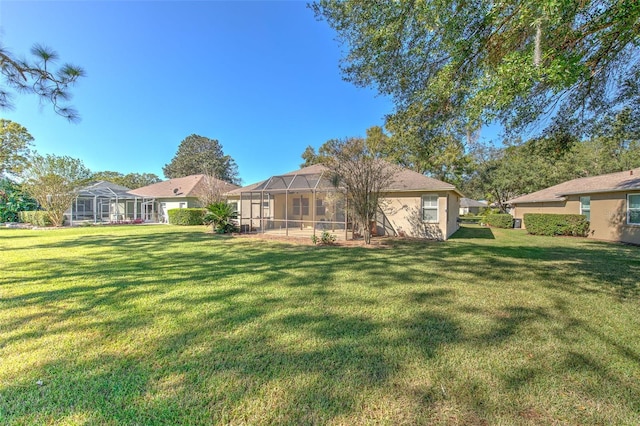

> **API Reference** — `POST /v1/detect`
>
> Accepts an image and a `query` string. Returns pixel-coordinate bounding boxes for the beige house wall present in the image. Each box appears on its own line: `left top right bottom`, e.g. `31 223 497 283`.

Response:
380 191 459 240
447 193 461 239
229 190 460 240
512 192 640 245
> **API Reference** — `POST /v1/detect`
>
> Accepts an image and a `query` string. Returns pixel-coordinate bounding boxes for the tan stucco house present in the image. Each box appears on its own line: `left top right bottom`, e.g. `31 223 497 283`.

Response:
508 168 640 245
225 163 462 240
129 174 239 223
459 198 488 215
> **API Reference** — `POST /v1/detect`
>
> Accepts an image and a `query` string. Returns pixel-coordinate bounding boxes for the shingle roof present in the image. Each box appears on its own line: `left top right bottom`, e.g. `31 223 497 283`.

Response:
225 163 461 195
460 198 488 208
385 167 458 192
508 168 640 204
128 175 240 198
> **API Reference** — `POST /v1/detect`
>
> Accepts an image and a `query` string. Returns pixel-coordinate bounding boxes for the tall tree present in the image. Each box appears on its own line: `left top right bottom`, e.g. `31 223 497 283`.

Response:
121 173 162 189
323 137 397 244
163 134 240 184
312 1 640 135
584 106 640 174
90 171 161 189
197 174 233 207
0 119 33 177
300 145 320 168
21 153 92 226
1 43 85 121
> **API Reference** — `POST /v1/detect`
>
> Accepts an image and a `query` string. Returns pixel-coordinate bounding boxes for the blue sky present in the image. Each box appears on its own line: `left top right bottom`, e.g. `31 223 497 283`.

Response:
1 0 397 184
2 1 501 186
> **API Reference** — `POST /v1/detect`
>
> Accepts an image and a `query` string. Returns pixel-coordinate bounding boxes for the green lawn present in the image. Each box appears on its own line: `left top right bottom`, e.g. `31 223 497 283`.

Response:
1 224 639 425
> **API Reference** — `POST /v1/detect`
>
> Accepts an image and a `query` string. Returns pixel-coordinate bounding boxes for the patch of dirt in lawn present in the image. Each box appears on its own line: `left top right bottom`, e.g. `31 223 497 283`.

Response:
227 233 439 249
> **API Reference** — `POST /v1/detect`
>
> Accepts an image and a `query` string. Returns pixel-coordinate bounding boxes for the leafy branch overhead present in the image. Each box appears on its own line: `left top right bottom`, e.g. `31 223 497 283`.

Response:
312 0 640 133
0 43 85 121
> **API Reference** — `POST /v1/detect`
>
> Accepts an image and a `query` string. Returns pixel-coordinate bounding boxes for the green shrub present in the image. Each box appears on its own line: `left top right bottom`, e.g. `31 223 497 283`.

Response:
204 202 237 234
18 211 53 227
167 208 206 225
484 213 513 228
523 213 589 237
311 231 337 245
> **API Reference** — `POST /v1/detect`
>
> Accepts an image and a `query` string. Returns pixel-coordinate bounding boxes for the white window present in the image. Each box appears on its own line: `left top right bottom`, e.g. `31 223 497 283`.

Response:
628 194 640 225
580 196 590 222
422 195 439 223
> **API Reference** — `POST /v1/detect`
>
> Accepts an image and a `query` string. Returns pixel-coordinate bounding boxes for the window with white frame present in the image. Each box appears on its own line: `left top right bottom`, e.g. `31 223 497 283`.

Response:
628 194 640 225
422 195 439 222
580 196 591 222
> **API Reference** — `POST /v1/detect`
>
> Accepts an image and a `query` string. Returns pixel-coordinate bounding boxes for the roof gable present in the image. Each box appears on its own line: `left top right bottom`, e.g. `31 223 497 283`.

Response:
226 162 460 195
129 175 240 198
508 168 640 204
78 181 132 198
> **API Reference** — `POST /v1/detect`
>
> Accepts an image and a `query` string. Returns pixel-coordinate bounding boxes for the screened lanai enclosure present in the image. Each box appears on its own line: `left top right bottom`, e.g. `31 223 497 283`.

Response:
235 168 353 239
64 181 157 225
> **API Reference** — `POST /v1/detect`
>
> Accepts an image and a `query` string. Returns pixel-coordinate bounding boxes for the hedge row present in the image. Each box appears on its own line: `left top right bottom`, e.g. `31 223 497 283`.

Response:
484 213 513 228
167 208 206 225
18 211 53 227
523 213 589 237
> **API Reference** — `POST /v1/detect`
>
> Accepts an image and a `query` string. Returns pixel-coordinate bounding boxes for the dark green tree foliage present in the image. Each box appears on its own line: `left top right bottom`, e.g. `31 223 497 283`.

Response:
462 106 640 209
0 178 37 222
0 43 85 121
312 0 640 135
300 145 320 168
90 171 161 189
0 119 33 177
579 106 640 174
163 134 239 184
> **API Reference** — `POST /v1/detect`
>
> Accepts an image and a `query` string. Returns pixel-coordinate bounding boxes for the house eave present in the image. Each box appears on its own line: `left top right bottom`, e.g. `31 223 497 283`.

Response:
509 197 566 204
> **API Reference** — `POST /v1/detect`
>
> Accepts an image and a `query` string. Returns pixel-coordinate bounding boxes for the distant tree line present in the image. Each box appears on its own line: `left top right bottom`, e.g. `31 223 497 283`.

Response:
0 117 241 226
301 101 640 213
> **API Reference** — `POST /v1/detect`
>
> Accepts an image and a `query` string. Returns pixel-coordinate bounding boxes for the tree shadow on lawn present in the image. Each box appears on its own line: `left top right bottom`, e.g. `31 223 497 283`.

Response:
3 227 640 423
1 291 464 424
449 225 496 239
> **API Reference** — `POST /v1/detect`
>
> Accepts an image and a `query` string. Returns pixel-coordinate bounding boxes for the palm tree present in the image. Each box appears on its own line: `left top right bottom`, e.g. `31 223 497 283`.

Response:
204 201 237 234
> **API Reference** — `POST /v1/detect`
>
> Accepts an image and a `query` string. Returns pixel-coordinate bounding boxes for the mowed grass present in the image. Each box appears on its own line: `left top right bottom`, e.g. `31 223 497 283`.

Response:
1 225 639 425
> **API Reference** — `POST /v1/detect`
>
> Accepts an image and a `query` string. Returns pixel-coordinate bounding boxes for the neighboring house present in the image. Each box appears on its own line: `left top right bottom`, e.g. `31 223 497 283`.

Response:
64 181 152 224
459 198 487 215
508 168 640 245
129 174 239 223
225 163 462 240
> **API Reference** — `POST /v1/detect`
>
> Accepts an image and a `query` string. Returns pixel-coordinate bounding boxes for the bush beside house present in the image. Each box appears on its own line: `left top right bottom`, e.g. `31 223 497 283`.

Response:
168 208 206 225
523 213 589 237
18 211 53 227
484 213 514 228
